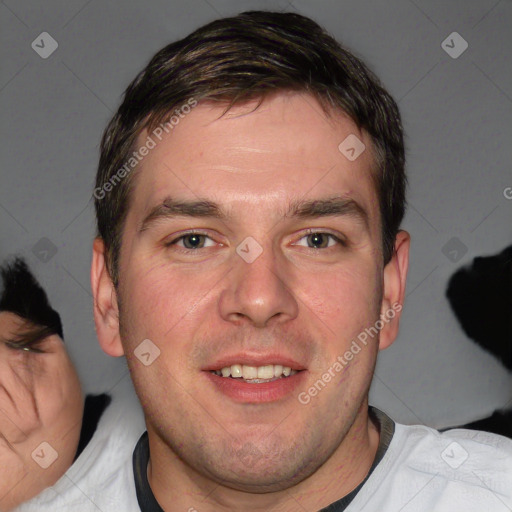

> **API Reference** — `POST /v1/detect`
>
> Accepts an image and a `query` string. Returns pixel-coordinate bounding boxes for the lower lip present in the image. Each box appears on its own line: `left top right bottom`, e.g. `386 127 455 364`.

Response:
203 370 307 403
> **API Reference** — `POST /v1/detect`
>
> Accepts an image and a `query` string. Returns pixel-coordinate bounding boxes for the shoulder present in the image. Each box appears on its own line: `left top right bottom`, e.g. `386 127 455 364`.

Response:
397 423 512 507
350 415 512 512
396 422 512 478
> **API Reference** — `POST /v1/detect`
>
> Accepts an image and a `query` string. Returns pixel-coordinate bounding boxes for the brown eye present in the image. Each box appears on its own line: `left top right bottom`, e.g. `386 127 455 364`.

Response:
306 233 330 248
295 232 344 249
4 341 44 353
167 232 216 250
180 234 206 249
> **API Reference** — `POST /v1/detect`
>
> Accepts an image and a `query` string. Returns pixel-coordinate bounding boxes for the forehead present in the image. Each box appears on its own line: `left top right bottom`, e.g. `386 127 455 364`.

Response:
129 92 379 227
0 311 26 333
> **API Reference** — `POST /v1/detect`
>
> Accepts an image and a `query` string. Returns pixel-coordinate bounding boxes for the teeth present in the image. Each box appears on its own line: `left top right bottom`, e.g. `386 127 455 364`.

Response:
243 365 258 379
257 365 274 379
212 364 298 380
231 364 242 377
273 364 283 377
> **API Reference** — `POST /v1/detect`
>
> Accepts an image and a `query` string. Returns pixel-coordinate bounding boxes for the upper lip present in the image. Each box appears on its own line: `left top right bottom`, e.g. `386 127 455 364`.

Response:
202 353 307 371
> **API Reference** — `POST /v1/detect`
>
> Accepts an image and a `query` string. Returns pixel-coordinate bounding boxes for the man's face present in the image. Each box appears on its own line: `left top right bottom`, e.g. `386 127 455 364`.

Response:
103 92 401 490
0 312 83 510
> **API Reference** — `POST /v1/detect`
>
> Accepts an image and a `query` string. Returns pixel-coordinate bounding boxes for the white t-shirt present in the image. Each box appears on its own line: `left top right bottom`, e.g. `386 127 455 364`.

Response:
131 407 512 511
15 400 512 512
343 414 512 512
14 375 146 512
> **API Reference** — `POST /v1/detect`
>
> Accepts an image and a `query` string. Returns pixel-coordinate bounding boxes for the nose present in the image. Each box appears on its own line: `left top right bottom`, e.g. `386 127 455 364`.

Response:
218 238 299 328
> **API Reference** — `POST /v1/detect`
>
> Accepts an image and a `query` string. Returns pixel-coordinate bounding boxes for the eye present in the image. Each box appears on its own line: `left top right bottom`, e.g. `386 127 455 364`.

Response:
294 231 345 249
168 232 216 250
4 341 44 353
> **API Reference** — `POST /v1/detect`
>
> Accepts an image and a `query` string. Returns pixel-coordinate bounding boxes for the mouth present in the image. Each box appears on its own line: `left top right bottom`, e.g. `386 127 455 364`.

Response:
210 363 299 383
203 358 307 403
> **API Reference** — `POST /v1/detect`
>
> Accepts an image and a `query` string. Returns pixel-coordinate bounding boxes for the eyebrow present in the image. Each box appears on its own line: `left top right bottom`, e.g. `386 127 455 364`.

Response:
287 196 369 229
139 198 226 232
139 195 369 232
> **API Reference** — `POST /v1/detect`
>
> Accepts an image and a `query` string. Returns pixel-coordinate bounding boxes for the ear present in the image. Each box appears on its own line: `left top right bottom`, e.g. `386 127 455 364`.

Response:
379 230 410 350
91 238 124 357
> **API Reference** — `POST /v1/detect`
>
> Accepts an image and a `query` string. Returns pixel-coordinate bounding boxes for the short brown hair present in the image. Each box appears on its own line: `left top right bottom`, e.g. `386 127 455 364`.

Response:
94 10 406 286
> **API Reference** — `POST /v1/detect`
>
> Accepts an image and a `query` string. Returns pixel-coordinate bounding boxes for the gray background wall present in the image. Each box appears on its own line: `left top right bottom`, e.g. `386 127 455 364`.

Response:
1 0 511 428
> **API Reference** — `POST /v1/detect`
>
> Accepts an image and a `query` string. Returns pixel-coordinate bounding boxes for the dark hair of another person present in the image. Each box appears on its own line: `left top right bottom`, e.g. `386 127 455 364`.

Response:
0 257 63 350
95 10 406 286
446 244 512 370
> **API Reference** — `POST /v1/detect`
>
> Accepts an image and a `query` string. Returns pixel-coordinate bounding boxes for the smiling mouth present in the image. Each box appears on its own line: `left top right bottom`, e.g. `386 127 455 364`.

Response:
210 364 300 383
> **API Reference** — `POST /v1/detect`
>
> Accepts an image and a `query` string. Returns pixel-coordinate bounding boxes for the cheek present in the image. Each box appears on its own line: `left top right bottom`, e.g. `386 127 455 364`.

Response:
120 254 225 332
119 264 202 358
299 262 380 334
37 360 82 423
121 262 173 323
